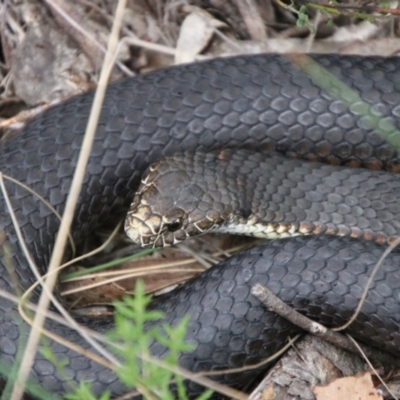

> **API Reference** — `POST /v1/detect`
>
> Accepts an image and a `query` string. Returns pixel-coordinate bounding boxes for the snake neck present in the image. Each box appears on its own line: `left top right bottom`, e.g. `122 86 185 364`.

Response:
126 149 400 246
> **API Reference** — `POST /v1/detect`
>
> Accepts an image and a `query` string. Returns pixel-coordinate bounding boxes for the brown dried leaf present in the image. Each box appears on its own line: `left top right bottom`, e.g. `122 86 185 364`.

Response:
61 256 202 308
313 371 382 400
175 7 226 64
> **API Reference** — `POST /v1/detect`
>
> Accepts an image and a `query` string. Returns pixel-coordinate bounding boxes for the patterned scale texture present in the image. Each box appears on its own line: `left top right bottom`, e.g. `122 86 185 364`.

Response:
0 53 400 397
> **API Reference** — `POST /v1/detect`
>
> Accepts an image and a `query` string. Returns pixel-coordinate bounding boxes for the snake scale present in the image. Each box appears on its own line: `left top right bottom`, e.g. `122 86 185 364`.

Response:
1 53 400 398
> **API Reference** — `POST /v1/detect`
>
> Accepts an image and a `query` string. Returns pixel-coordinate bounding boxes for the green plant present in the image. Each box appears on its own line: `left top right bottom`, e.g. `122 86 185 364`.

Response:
58 280 213 399
107 280 212 400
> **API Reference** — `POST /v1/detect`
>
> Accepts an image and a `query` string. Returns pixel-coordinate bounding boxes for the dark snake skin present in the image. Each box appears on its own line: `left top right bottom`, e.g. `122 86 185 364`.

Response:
125 149 400 247
1 54 400 398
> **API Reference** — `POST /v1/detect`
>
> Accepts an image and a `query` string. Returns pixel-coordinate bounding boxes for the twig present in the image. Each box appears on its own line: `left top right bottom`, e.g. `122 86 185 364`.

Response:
232 0 268 40
10 1 127 398
305 0 400 16
0 0 12 66
306 10 320 52
251 284 400 368
122 36 209 60
44 0 134 76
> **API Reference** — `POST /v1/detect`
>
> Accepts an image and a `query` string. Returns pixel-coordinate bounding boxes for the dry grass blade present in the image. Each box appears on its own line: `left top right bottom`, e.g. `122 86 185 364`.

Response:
3 271 252 400
15 222 124 367
0 173 120 376
346 335 399 400
21 221 124 299
18 307 118 371
10 1 127 398
197 335 301 377
333 236 400 332
0 288 102 341
0 286 134 359
60 240 252 300
2 174 76 255
63 258 198 281
0 288 118 370
139 354 249 400
61 267 203 296
0 172 46 289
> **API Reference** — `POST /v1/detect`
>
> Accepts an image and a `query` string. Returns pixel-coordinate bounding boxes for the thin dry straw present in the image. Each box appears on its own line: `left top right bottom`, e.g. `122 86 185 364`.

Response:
10 1 127 398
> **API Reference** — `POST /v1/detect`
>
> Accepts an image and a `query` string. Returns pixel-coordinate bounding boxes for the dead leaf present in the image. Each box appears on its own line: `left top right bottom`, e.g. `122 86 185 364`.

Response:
313 371 382 400
175 7 226 64
61 256 203 308
259 384 275 400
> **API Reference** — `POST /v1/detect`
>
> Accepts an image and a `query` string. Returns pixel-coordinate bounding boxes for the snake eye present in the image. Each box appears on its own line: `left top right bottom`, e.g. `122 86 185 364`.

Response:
167 219 182 232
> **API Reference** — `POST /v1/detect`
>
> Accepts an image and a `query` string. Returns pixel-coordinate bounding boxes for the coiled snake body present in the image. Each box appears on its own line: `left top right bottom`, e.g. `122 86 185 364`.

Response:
2 54 400 398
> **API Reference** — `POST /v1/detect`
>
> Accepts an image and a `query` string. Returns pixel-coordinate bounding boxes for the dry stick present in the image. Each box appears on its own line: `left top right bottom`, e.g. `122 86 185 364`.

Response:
44 0 134 76
121 36 209 60
0 0 12 67
251 284 400 368
10 1 127 399
232 0 268 40
305 10 321 53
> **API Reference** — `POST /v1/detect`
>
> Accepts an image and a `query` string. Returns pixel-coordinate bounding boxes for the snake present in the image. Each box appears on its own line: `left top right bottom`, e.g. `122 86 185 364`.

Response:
124 149 400 247
1 53 400 399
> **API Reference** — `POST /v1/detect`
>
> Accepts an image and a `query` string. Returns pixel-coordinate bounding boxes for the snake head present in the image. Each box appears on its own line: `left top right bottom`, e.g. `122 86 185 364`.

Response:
124 154 227 248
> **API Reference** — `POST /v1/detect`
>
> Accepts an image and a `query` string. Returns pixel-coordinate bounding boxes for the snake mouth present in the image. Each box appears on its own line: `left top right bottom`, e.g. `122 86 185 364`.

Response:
125 204 192 247
125 214 218 248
